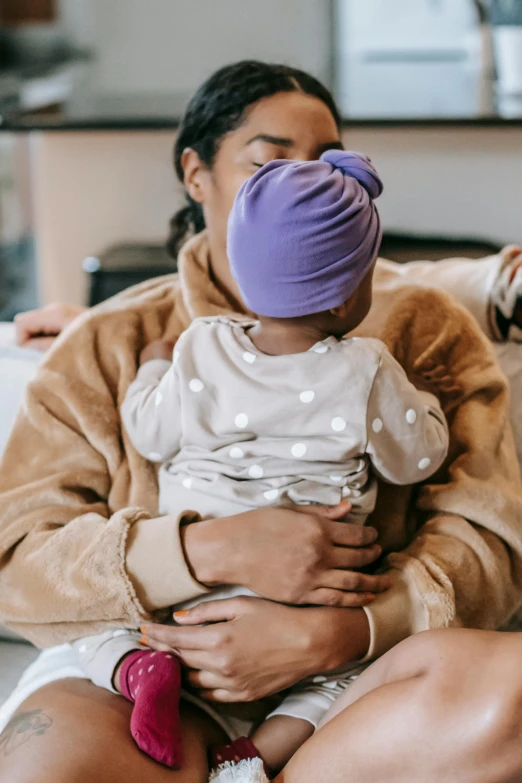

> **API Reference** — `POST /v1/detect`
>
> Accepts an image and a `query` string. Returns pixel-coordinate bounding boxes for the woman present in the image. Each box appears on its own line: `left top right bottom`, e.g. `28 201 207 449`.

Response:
1 60 522 783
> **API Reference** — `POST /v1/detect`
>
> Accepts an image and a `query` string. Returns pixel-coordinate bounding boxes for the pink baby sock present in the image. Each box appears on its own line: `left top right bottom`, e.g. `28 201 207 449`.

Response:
210 736 266 771
119 649 183 768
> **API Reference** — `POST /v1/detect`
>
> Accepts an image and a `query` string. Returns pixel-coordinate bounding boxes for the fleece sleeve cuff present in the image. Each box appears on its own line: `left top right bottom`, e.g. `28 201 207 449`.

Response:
362 569 428 661
125 514 209 612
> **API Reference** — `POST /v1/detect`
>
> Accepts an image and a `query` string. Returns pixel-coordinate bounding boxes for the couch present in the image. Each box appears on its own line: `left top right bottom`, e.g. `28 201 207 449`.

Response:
0 324 41 706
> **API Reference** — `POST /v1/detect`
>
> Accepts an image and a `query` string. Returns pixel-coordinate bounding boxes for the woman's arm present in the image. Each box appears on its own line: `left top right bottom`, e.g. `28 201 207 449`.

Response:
357 285 522 661
0 301 209 647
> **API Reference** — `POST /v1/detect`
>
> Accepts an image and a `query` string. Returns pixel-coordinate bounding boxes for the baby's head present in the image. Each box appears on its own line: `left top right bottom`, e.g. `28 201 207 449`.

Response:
228 150 383 337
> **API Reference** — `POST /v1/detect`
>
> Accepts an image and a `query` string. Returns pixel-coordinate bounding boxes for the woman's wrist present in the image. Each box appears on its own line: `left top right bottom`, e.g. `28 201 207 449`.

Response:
303 607 371 672
182 515 241 587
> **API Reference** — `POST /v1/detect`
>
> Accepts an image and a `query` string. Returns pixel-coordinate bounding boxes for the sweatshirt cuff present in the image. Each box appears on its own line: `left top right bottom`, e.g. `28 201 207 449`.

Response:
361 569 428 661
126 514 209 612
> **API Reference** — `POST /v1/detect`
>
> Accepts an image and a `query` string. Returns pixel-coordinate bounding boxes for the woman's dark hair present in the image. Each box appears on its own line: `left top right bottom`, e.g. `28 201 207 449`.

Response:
167 60 342 258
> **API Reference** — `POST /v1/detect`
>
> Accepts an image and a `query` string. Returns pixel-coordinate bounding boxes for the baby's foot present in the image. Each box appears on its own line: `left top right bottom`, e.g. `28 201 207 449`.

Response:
119 649 182 768
210 738 269 781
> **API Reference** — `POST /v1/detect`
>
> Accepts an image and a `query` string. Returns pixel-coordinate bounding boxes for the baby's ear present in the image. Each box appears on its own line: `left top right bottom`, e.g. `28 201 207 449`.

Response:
330 300 351 319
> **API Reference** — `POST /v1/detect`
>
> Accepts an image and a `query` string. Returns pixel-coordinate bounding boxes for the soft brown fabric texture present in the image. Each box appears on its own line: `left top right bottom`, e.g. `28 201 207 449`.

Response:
0 233 521 655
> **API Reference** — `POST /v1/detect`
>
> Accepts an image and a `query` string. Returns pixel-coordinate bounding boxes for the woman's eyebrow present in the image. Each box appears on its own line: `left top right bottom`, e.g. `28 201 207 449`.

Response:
246 134 295 148
316 140 344 155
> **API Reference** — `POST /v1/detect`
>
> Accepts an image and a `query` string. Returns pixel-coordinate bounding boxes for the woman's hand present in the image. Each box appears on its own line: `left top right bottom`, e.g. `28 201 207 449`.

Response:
14 303 86 351
183 502 390 608
142 597 371 702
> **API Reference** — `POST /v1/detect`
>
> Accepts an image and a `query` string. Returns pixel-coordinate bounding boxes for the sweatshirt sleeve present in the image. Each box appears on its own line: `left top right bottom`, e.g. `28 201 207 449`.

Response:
0 305 208 648
358 287 522 662
121 358 182 463
366 348 449 486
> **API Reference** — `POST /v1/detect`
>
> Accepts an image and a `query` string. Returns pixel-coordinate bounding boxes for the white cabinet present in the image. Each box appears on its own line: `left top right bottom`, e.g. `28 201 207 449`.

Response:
335 0 484 117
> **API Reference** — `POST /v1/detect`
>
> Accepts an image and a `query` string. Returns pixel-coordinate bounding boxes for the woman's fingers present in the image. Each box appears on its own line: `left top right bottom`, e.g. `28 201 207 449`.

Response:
142 622 221 651
327 520 378 548
173 598 243 627
329 542 382 570
305 588 376 608
184 668 230 690
323 569 391 594
299 501 351 520
199 689 241 703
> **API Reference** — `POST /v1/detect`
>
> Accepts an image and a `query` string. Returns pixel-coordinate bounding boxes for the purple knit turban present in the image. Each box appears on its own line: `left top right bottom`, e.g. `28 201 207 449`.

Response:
228 150 383 318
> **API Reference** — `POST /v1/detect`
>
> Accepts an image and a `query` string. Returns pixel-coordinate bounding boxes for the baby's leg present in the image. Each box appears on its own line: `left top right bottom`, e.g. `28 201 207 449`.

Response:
73 631 183 768
210 680 344 778
251 715 314 774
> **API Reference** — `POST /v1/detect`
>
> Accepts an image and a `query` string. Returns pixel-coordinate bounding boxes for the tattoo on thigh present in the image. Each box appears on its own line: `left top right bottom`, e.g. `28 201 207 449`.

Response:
0 709 53 756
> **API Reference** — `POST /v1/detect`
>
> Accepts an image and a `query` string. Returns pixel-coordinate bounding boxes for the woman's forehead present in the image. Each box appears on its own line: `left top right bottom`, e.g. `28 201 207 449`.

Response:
236 92 341 151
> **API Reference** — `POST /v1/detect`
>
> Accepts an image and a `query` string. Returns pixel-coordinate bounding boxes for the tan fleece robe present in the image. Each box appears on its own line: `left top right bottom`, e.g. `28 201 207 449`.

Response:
1 233 522 660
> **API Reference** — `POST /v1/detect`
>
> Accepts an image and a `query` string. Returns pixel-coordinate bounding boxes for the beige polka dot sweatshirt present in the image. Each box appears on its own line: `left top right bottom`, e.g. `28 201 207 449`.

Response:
1 232 522 661
121 318 448 525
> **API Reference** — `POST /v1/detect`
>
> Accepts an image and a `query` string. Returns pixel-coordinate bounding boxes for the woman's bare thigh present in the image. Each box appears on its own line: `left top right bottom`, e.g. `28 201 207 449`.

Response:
0 678 227 783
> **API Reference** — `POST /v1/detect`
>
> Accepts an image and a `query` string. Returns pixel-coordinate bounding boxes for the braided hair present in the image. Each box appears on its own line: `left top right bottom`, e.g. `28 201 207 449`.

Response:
167 60 342 258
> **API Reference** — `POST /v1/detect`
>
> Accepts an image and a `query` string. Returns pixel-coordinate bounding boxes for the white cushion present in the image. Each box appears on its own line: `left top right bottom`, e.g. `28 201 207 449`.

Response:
0 325 41 646
0 326 41 456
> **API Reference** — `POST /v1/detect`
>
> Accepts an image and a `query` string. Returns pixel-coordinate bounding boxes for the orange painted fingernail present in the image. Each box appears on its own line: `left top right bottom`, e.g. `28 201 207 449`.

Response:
140 637 148 646
140 626 147 634
174 610 189 618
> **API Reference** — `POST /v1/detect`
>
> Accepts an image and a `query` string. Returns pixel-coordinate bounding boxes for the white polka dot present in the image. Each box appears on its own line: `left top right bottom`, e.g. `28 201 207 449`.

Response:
291 443 307 458
372 418 383 433
418 457 432 470
148 665 155 673
182 477 193 489
264 489 279 501
312 343 329 354
351 489 361 498
78 644 87 653
330 475 343 483
234 756 241 763
173 350 180 364
135 685 140 694
406 409 417 424
229 446 244 459
313 675 327 684
139 669 143 676
217 755 223 763
138 658 143 664
342 487 352 497
242 351 256 364
148 451 163 461
155 391 163 407
150 653 156 658
235 413 248 429
130 675 134 682
300 390 315 404
189 378 204 393
331 417 346 432
248 465 264 479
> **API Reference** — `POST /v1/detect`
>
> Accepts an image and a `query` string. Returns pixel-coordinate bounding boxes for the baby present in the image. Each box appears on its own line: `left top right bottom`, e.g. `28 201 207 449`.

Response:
73 151 449 781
